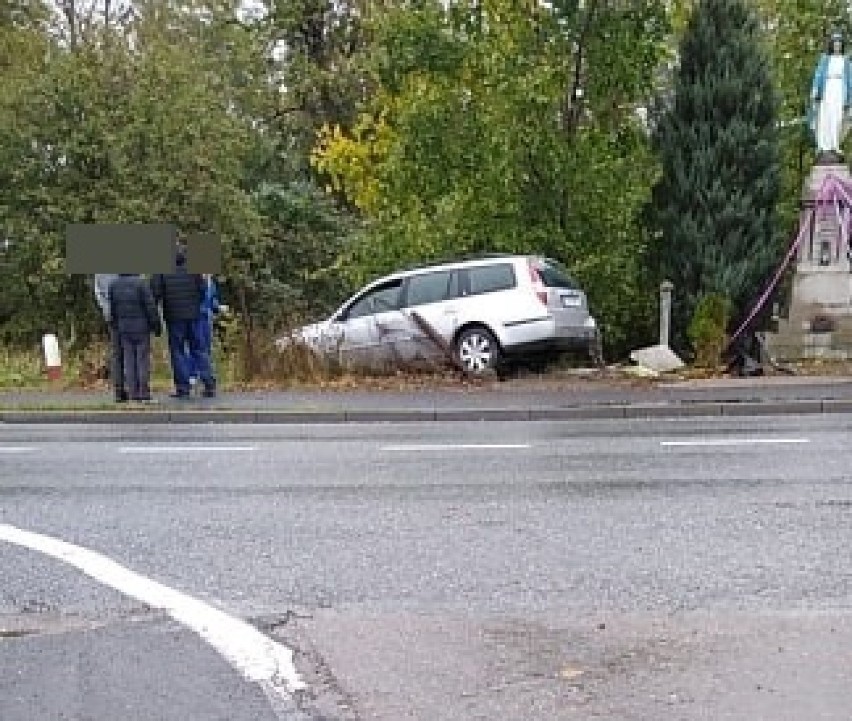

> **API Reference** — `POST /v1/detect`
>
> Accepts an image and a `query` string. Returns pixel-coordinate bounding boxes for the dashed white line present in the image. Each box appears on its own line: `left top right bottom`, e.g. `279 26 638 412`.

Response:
382 443 532 452
0 447 36 453
118 446 257 454
0 523 306 708
660 438 810 447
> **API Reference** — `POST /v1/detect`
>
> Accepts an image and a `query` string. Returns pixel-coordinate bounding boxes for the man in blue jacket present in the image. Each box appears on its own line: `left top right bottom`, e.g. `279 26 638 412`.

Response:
188 274 224 390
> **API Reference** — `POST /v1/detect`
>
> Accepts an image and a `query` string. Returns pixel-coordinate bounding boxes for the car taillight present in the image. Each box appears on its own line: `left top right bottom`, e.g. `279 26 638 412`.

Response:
528 262 548 306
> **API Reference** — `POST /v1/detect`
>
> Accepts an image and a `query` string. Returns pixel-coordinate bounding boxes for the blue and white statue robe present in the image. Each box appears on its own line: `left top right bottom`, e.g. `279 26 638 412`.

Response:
810 52 852 154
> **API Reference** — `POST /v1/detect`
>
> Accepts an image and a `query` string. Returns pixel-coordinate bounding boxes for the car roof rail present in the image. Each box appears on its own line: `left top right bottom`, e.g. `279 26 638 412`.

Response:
458 252 519 261
398 252 521 273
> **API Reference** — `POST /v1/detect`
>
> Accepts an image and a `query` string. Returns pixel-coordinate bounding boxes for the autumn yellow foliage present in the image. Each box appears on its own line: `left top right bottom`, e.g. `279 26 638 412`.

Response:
311 109 397 215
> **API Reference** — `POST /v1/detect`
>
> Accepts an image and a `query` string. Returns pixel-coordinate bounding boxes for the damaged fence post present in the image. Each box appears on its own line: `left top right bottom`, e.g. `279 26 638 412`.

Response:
659 280 673 348
408 310 467 376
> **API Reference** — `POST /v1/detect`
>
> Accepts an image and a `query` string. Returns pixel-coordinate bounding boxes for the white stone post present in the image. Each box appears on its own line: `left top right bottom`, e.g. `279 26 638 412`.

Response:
42 333 61 381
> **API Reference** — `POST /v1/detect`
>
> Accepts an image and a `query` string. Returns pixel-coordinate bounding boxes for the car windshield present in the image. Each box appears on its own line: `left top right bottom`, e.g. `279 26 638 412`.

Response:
533 258 578 290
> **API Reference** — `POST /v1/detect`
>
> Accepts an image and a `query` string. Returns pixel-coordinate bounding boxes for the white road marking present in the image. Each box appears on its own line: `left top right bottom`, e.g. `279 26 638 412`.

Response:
0 447 36 453
382 443 532 451
0 523 306 703
118 446 257 454
660 438 810 447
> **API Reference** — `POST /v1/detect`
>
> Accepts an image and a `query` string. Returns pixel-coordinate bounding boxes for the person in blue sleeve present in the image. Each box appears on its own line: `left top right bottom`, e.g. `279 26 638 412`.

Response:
188 274 225 391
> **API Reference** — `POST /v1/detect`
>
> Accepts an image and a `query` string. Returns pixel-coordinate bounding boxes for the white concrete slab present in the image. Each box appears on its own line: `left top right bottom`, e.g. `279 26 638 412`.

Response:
629 344 685 373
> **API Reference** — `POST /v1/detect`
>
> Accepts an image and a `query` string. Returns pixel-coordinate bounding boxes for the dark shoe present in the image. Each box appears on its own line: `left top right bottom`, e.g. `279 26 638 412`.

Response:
115 391 129 403
169 391 190 399
202 388 216 398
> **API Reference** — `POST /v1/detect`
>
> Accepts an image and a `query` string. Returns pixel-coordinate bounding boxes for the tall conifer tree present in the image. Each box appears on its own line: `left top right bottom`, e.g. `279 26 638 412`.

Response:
649 0 780 352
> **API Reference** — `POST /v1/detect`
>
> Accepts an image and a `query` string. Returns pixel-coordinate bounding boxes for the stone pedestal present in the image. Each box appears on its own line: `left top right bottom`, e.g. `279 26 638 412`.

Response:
763 163 852 360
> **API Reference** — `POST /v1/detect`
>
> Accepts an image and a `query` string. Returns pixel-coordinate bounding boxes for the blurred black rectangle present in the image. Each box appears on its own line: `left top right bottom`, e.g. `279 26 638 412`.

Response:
65 224 178 274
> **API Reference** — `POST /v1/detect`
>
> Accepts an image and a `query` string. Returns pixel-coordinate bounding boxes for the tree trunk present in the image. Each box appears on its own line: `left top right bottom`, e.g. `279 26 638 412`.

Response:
60 0 77 50
238 285 254 381
561 0 598 136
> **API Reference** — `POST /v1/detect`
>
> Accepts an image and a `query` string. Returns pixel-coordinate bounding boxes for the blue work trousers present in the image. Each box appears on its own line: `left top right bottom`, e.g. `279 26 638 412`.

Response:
167 319 215 394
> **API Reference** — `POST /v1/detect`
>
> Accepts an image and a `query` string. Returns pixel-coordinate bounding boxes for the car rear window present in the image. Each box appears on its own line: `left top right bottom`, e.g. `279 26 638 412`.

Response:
533 259 578 289
466 263 516 295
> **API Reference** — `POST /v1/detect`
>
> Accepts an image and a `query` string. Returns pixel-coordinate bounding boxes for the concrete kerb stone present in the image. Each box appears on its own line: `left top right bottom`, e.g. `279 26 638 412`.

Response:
624 402 723 418
0 411 78 424
720 400 824 416
820 399 852 414
95 410 172 424
434 409 532 422
344 410 437 423
530 406 627 421
0 410 173 423
168 410 258 424
254 410 347 424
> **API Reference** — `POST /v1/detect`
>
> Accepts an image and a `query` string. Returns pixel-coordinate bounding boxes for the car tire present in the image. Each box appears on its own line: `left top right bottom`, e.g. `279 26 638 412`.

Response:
454 326 502 376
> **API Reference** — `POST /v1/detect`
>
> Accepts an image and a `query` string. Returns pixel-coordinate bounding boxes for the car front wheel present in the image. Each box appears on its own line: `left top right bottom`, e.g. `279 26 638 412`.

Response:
454 326 502 375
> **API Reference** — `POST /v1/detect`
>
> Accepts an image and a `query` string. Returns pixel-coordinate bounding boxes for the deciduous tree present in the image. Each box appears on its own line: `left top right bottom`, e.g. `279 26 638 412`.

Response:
313 0 671 354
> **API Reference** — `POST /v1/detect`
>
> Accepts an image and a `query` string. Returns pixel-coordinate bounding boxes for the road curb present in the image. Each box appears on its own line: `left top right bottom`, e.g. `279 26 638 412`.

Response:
624 402 723 418
718 400 824 416
0 398 850 423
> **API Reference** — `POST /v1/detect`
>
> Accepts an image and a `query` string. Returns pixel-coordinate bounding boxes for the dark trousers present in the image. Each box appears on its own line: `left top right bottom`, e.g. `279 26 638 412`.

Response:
120 333 152 400
109 323 126 397
167 319 215 394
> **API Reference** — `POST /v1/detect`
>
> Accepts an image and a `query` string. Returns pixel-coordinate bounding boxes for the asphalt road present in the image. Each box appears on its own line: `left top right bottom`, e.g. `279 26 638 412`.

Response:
2 415 852 720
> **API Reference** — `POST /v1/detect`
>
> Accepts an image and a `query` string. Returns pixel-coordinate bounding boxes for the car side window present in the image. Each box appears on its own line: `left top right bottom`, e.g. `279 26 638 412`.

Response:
466 263 516 295
344 280 403 320
403 271 453 307
447 270 461 299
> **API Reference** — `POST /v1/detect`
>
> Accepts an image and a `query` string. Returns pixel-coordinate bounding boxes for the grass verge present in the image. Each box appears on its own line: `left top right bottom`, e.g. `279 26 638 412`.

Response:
0 335 478 393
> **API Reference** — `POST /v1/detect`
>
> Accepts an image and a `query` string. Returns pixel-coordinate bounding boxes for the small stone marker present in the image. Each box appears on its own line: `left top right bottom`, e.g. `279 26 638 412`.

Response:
42 333 62 381
628 280 685 373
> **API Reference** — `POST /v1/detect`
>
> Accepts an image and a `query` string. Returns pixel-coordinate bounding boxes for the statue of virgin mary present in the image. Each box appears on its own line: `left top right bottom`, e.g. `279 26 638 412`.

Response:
810 31 852 162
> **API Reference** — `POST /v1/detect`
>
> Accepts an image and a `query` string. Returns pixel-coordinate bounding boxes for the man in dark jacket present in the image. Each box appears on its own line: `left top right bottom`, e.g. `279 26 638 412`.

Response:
94 273 127 402
150 250 216 398
108 274 162 402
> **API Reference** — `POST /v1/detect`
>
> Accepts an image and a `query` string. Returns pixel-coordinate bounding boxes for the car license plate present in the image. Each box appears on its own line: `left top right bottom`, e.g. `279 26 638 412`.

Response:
561 294 581 308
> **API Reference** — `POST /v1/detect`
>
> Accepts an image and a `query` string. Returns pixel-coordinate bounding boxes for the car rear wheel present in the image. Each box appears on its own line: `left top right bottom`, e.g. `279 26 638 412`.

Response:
455 326 501 375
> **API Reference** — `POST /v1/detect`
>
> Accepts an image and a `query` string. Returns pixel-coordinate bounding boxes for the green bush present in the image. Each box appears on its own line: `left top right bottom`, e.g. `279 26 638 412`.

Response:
688 293 731 368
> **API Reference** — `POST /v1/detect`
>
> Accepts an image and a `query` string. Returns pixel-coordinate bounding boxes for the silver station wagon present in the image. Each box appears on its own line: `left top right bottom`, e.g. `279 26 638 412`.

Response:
278 254 600 375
